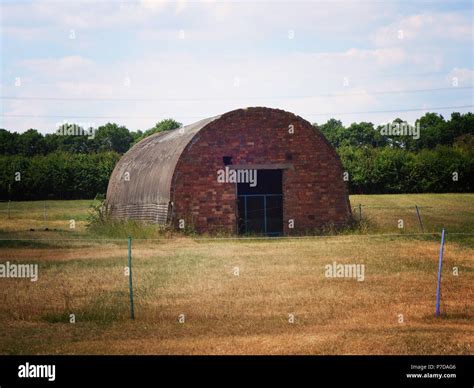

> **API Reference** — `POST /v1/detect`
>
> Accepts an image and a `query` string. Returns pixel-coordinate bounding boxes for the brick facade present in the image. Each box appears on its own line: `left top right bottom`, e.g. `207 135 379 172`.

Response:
171 107 351 234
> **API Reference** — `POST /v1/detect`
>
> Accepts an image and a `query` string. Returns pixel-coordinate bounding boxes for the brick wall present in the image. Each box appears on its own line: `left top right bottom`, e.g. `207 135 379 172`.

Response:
171 107 351 234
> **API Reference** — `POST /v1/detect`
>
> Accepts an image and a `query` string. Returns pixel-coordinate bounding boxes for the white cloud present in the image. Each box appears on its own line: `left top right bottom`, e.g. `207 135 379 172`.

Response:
447 67 474 87
1 0 175 31
338 47 407 67
1 1 472 132
373 12 473 47
21 56 95 77
1 0 391 39
2 26 54 40
2 46 450 132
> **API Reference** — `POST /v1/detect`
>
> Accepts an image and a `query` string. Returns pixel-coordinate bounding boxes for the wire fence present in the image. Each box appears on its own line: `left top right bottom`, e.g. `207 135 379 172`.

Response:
0 222 472 360
0 233 472 328
1 199 472 238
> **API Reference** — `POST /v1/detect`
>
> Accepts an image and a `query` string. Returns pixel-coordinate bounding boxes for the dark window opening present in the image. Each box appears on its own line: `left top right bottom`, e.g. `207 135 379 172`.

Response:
223 156 233 166
237 169 282 195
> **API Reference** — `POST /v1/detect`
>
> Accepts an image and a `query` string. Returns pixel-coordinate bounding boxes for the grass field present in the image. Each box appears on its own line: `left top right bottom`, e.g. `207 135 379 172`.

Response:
0 194 473 355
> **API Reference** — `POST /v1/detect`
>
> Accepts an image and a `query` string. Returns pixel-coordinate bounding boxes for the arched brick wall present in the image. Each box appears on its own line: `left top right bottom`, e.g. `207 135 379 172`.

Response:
171 107 351 234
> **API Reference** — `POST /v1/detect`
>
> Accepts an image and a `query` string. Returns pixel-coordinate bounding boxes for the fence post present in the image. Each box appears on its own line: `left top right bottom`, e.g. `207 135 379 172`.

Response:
415 205 424 232
435 229 445 317
43 201 47 223
128 236 135 320
7 200 11 220
358 204 362 221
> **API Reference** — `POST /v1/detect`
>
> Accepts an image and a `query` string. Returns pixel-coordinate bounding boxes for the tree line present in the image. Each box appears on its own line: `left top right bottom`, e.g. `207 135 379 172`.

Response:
317 112 473 194
0 119 182 200
0 119 182 156
0 112 472 200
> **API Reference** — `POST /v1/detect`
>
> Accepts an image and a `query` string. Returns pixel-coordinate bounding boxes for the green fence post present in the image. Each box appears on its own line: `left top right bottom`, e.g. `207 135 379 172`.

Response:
128 236 135 320
415 205 424 232
435 229 445 317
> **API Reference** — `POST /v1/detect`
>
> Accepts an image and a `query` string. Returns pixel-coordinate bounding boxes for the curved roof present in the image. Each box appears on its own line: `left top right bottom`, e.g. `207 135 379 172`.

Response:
106 114 220 207
106 106 344 224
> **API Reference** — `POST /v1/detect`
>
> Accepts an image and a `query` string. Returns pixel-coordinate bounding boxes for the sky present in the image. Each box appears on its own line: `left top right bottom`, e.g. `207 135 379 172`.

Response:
0 0 473 133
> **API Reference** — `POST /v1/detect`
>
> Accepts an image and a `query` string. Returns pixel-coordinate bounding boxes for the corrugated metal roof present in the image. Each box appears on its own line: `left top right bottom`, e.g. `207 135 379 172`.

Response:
106 114 220 221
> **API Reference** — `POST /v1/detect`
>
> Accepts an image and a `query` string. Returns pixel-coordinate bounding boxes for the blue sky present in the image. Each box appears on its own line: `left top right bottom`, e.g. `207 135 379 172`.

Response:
0 0 473 133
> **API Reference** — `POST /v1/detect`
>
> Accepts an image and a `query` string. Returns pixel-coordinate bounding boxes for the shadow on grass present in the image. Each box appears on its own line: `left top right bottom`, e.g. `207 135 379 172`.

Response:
41 290 130 325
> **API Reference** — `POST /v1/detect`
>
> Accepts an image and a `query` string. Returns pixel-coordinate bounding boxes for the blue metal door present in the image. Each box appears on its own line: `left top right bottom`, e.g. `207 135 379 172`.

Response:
237 170 283 236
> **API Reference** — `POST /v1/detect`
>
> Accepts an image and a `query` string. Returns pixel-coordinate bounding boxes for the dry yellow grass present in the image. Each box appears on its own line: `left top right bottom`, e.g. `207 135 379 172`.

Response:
0 237 472 355
0 194 472 354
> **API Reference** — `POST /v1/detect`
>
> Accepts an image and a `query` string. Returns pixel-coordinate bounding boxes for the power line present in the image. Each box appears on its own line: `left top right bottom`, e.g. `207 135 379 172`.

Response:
1 104 472 120
1 86 472 102
7 70 459 89
306 105 474 116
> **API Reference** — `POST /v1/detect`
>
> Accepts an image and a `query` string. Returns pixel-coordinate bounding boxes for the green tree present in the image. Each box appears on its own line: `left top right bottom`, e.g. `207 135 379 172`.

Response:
135 119 182 143
94 123 133 153
317 119 345 148
0 129 20 154
344 122 386 147
415 112 446 149
18 129 46 156
318 120 387 148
